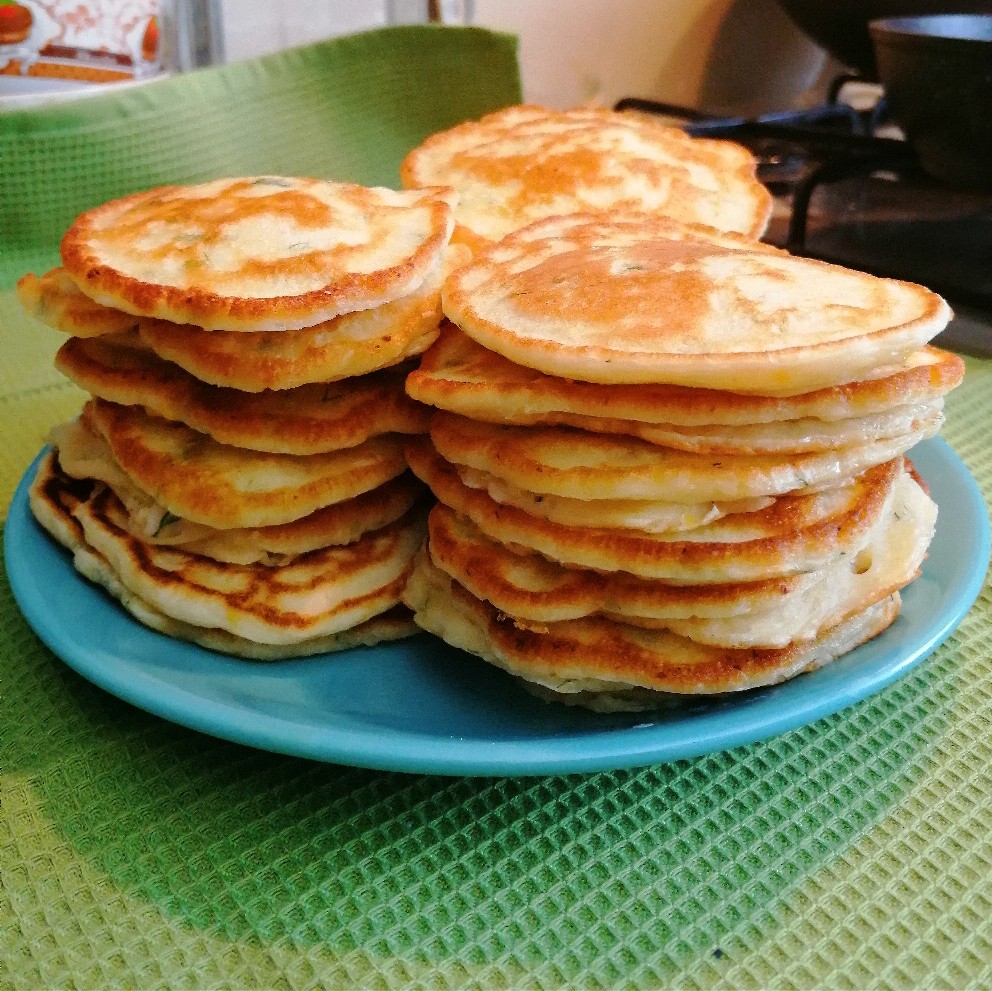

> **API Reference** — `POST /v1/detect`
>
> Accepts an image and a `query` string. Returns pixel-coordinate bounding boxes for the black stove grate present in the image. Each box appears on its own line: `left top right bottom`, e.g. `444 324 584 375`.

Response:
614 94 992 314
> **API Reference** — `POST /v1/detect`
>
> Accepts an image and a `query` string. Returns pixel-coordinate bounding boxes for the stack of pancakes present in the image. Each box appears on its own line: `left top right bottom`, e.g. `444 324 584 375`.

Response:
403 214 965 710
400 104 773 250
21 176 459 658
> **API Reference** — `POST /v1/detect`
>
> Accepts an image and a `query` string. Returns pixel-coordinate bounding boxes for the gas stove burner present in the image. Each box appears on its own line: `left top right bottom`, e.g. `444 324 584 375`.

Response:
613 93 992 318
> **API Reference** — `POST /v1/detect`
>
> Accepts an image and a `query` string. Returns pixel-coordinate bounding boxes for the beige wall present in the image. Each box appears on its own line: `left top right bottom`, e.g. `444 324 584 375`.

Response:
218 0 829 116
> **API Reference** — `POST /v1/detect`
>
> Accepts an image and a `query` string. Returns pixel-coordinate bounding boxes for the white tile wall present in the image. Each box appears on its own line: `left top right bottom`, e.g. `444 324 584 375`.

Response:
216 0 828 115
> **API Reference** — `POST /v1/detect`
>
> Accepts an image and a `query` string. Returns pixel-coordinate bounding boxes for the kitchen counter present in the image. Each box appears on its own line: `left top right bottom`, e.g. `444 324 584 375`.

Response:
2 27 991 989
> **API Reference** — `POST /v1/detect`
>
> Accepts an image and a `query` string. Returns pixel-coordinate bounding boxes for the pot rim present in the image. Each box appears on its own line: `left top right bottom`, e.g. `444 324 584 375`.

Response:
870 13 992 45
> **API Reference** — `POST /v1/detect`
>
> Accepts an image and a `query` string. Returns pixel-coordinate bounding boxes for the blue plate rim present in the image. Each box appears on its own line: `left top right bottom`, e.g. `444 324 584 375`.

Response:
4 438 989 776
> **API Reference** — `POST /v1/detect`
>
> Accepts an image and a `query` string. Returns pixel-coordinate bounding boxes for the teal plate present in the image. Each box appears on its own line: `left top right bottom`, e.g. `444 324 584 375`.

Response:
5 439 989 776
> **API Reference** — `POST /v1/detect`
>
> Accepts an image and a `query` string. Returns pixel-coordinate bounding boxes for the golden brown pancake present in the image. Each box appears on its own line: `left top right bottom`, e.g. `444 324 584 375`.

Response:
55 333 429 454
426 466 934 647
29 453 421 657
28 448 95 549
50 414 426 562
409 326 962 456
136 262 445 391
75 578 418 659
71 486 424 645
400 104 772 242
16 267 138 337
441 214 951 393
60 178 456 331
406 438 904 583
409 323 966 428
428 410 938 503
87 399 408 529
402 549 900 710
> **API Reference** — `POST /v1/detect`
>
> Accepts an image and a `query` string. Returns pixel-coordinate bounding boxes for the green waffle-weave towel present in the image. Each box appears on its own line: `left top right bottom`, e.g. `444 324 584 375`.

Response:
0 25 521 290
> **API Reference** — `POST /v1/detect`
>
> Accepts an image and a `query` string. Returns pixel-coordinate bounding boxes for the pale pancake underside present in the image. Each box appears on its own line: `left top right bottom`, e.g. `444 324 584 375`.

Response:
427 466 935 647
402 549 900 711
56 333 429 454
428 410 938 503
60 177 456 331
87 399 409 529
441 214 951 393
29 451 418 659
400 104 772 241
406 439 903 583
459 464 773 534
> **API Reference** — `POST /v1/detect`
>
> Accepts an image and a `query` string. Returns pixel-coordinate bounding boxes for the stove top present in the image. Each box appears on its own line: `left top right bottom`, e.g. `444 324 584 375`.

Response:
615 89 992 357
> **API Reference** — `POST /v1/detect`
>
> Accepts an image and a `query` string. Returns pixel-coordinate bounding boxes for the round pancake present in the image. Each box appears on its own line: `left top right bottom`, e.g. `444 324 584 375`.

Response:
28 448 95 549
582 401 942 455
16 267 137 337
400 104 772 241
88 399 408 529
402 549 900 709
151 475 426 564
55 333 429 454
137 260 444 391
50 413 167 535
408 323 966 428
49 415 426 563
406 438 903 583
441 214 951 392
428 410 938 503
29 454 419 658
60 178 456 332
73 485 424 645
426 467 934 646
78 558 419 659
459 465 772 534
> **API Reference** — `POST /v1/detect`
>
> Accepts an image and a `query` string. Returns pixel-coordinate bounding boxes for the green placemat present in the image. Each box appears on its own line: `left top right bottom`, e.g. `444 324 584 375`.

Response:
2 28 992 989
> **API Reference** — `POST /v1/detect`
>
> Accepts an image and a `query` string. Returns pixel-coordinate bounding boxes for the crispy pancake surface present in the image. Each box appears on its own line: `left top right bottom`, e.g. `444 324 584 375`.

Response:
56 334 429 454
400 104 772 241
442 215 951 392
409 324 966 428
428 410 938 503
50 414 425 559
160 476 425 565
30 454 420 657
72 487 423 645
28 448 94 548
427 466 934 646
16 268 138 337
402 550 900 710
406 439 903 583
137 265 444 391
410 329 957 456
60 178 456 331
88 400 408 529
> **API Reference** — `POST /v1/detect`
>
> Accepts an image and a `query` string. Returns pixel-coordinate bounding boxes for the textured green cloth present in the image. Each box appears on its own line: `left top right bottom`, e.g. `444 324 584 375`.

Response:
0 25 521 289
3 26 992 990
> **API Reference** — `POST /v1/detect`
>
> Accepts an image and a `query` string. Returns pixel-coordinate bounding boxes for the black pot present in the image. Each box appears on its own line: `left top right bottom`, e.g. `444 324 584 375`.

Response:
871 14 992 190
775 0 992 76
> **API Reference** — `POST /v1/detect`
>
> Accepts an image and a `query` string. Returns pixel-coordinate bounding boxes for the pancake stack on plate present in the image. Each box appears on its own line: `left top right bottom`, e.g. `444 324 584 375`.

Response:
403 213 965 710
19 176 460 659
400 104 773 250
